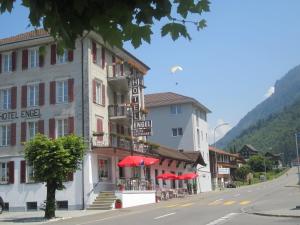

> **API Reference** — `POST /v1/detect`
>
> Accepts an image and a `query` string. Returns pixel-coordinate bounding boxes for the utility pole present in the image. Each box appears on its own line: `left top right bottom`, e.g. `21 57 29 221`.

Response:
295 133 300 185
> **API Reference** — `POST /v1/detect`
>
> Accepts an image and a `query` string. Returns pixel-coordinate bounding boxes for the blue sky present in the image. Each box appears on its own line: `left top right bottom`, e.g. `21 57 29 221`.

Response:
1 0 300 141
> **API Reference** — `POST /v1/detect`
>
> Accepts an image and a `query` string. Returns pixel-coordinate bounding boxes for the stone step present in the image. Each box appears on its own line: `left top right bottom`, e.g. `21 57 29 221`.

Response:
95 197 116 200
87 206 112 210
93 200 115 204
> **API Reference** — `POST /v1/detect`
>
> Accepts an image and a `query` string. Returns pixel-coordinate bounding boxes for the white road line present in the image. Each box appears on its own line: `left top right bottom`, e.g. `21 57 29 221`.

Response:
154 212 176 220
205 213 239 225
75 215 118 225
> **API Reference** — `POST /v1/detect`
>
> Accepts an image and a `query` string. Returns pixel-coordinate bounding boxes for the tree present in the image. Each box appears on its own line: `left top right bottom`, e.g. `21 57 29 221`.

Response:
24 134 86 219
247 155 272 172
235 165 250 183
0 0 210 49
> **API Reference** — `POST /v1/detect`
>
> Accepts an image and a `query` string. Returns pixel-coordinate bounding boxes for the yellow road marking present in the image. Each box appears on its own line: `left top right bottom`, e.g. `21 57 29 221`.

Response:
240 200 251 205
181 203 194 207
208 200 222 206
223 201 236 206
165 204 179 208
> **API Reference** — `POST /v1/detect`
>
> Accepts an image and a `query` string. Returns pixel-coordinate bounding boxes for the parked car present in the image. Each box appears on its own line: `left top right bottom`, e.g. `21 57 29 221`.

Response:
0 196 4 214
226 182 237 188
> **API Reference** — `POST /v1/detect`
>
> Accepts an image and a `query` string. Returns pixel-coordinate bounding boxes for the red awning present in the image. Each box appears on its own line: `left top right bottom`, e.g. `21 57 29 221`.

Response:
118 156 159 167
178 172 198 180
156 173 178 180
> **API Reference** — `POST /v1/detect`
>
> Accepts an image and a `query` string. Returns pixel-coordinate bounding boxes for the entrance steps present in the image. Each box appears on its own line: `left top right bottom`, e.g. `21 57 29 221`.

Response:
87 191 116 210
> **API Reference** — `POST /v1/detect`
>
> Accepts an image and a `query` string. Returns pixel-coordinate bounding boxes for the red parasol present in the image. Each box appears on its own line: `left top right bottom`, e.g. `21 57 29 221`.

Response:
143 157 159 166
118 156 159 167
178 172 198 180
156 173 178 180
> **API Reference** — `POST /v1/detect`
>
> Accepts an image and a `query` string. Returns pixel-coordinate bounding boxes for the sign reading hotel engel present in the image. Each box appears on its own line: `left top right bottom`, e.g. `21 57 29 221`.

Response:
0 109 41 122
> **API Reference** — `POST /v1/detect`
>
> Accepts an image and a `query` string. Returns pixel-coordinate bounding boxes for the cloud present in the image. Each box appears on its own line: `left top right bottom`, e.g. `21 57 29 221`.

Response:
209 119 232 145
170 65 183 74
264 86 275 98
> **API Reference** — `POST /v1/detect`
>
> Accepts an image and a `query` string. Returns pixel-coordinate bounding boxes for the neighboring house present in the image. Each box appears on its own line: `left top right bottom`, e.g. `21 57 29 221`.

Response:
292 157 300 167
238 144 259 160
209 147 245 189
145 92 212 192
264 152 283 169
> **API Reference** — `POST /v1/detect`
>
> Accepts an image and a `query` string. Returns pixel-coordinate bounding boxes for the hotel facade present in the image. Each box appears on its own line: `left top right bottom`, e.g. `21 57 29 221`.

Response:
0 30 203 211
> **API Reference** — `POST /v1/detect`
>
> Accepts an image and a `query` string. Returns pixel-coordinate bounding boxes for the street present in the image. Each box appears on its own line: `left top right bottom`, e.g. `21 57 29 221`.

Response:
32 167 299 225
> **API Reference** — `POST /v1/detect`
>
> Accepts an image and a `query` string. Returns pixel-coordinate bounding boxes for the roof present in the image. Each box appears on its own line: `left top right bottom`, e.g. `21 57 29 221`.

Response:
265 152 282 160
182 152 206 166
209 146 238 157
239 144 259 153
0 29 49 46
145 92 211 113
151 145 193 162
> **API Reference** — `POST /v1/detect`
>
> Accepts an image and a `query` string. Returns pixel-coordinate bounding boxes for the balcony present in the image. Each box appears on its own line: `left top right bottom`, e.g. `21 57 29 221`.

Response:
92 134 156 153
107 66 130 92
108 105 131 122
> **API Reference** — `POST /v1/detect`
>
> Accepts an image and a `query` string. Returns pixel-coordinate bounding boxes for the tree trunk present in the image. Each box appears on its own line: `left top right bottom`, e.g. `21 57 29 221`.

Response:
45 181 56 219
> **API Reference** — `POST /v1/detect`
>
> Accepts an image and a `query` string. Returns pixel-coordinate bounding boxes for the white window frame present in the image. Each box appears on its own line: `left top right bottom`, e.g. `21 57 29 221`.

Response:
26 164 35 183
56 80 68 104
27 83 39 107
29 48 39 69
56 118 69 138
0 162 8 183
95 81 102 105
28 121 38 140
172 128 183 137
57 49 68 64
0 124 10 147
0 88 11 110
170 104 181 115
3 53 12 73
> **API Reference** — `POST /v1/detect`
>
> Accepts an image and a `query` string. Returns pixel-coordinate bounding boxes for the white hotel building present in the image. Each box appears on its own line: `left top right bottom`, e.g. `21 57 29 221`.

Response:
0 30 205 211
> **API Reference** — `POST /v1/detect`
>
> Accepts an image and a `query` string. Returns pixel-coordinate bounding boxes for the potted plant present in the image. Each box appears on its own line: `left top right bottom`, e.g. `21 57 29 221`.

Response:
115 199 122 209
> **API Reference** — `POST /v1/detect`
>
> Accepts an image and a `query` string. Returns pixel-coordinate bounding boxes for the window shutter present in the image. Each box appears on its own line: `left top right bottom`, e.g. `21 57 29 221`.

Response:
68 78 74 102
92 41 97 63
0 53 2 73
21 122 27 143
112 56 116 77
22 49 28 70
38 120 44 134
67 172 74 181
49 118 55 139
12 51 17 71
11 123 16 146
20 160 26 183
51 44 56 65
7 161 14 184
68 117 74 134
39 53 44 67
121 63 124 76
68 50 74 62
92 80 96 103
97 118 103 141
39 83 45 106
21 85 27 108
102 84 106 106
50 81 56 104
101 47 105 69
11 86 17 109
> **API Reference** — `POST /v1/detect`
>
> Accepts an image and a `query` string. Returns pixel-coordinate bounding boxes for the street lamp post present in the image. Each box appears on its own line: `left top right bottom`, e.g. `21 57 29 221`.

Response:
294 133 300 185
213 123 229 190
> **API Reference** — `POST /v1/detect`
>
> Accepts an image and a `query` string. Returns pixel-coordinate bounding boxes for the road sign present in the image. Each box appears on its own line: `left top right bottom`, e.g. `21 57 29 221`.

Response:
218 168 230 175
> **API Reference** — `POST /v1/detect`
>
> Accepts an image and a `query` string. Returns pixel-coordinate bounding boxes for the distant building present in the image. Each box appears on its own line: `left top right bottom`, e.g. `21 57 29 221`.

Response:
264 152 283 169
145 92 212 192
291 157 300 167
238 144 259 160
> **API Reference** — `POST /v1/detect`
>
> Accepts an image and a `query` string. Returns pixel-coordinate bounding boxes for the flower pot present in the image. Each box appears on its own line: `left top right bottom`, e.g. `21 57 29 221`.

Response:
115 200 122 209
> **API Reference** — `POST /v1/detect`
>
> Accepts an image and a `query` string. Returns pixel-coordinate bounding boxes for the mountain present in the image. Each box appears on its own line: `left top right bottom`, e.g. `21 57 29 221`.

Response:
226 98 300 162
217 65 300 148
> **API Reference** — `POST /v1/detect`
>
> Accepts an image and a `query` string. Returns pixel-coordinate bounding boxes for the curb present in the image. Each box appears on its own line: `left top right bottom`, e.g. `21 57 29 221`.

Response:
241 207 300 219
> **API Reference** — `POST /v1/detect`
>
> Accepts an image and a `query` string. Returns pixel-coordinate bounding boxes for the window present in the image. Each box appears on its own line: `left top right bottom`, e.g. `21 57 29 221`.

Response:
29 49 39 68
56 80 68 103
56 119 69 137
199 110 207 121
28 84 39 107
197 129 200 148
26 202 37 211
3 54 12 73
0 88 11 110
98 159 109 181
28 122 38 140
56 201 68 210
172 128 183 137
0 125 10 147
170 104 181 114
95 82 102 104
26 164 34 183
57 49 68 64
0 162 8 183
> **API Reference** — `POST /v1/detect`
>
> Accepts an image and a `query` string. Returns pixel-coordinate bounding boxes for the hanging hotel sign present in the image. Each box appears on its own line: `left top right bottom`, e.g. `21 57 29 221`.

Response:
131 74 152 137
0 109 41 122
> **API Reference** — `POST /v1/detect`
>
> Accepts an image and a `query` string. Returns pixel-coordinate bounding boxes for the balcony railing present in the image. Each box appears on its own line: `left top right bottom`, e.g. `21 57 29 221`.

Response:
116 178 155 191
108 105 131 118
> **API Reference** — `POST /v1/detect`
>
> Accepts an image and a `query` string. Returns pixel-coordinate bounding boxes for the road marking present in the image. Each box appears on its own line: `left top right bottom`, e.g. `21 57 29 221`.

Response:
75 215 118 225
223 200 235 206
247 190 252 193
180 203 194 207
239 200 251 205
234 194 240 197
154 212 176 220
205 213 239 225
208 199 223 206
165 204 179 208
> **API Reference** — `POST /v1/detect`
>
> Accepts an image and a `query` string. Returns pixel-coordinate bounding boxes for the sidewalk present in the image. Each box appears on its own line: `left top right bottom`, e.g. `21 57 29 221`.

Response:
0 209 108 224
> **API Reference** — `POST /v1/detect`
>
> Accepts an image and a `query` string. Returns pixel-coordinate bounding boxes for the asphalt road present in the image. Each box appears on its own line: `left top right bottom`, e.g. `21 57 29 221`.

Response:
46 167 300 225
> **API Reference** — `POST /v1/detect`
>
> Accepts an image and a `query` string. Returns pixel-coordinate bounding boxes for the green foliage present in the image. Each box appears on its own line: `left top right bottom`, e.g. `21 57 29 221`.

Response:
235 165 250 182
0 0 210 49
24 134 86 218
247 155 272 172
